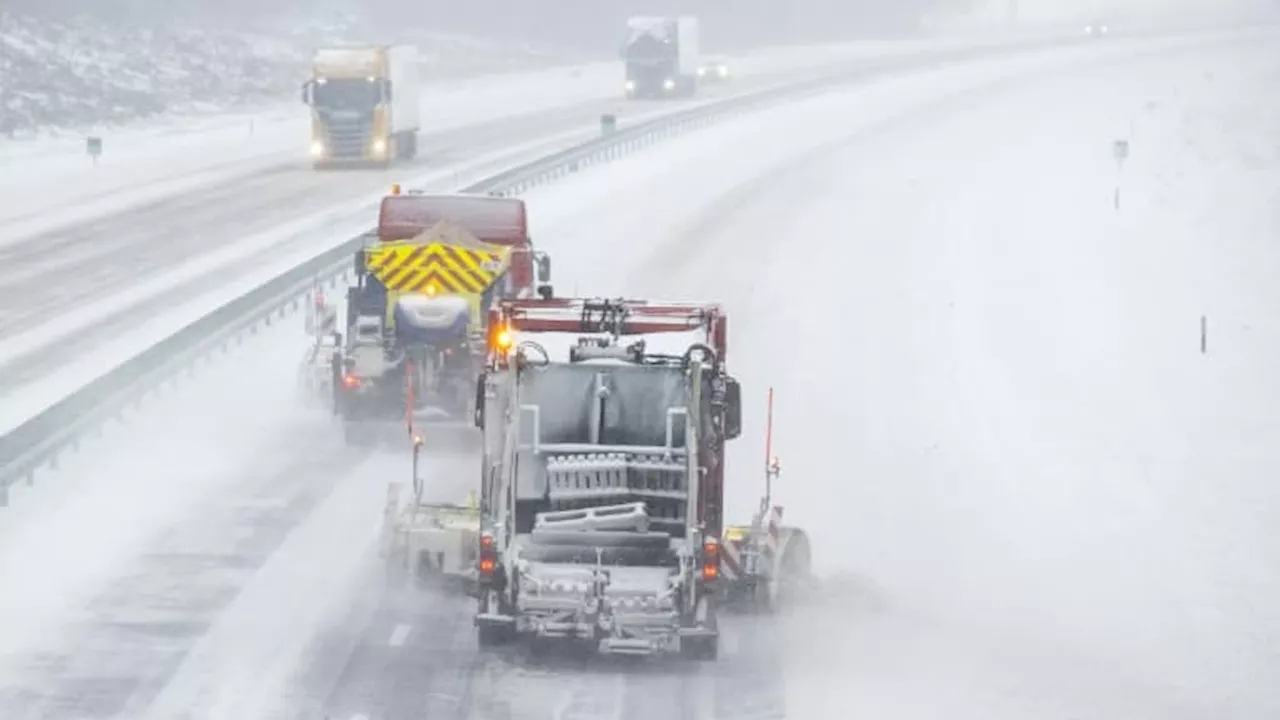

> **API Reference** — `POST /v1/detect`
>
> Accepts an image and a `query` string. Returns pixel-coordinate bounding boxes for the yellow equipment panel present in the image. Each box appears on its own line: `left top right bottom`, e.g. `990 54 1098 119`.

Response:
365 241 507 295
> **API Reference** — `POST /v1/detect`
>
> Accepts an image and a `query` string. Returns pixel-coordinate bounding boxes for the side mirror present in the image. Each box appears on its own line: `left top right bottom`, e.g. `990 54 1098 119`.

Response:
301 80 315 105
381 78 392 102
537 284 554 300
724 377 742 440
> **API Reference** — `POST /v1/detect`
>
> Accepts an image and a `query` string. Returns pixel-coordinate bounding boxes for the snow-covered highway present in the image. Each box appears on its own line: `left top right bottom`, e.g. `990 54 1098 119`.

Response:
0 33 1096 436
1 24 1278 720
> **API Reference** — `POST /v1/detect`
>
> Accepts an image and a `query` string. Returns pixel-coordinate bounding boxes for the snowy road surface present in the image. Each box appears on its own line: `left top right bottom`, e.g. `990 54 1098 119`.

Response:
2 27 1278 720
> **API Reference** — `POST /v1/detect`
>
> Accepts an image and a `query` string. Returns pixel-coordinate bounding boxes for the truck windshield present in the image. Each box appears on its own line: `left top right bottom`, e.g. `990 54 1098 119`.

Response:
312 78 380 110
625 35 671 63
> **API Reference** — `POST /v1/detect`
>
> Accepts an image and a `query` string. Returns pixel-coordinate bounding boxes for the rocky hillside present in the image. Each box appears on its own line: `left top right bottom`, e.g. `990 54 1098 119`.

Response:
0 11 574 138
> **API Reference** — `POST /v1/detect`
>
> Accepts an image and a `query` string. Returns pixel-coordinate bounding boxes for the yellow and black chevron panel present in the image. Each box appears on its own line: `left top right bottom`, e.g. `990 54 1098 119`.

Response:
365 241 509 295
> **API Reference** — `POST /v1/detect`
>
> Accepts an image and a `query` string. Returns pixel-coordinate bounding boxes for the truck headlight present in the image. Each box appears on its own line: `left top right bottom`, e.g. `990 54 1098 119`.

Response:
663 78 675 90
310 140 325 157
624 80 635 92
372 138 387 155
718 66 728 77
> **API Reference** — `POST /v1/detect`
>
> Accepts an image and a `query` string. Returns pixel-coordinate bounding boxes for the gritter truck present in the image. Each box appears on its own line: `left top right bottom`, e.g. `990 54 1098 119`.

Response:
623 16 700 99
301 45 421 168
331 190 552 445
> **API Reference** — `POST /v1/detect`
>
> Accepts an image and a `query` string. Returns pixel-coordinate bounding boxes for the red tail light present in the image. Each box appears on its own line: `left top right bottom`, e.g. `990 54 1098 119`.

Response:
343 374 359 388
478 532 498 581
701 538 720 583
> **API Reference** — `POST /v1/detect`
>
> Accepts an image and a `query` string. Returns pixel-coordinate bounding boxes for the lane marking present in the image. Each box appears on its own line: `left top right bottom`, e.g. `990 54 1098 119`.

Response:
388 623 412 647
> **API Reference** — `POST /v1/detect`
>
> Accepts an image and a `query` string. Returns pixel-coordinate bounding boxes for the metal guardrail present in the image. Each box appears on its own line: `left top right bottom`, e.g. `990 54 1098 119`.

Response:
0 28 1241 505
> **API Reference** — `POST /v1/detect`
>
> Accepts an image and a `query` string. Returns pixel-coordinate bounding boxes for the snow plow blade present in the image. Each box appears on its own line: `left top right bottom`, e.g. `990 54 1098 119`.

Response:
382 481 482 593
718 522 812 613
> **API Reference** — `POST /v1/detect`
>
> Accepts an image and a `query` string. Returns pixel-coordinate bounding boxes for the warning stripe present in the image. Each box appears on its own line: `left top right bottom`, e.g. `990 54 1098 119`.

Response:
365 241 509 295
439 244 493 290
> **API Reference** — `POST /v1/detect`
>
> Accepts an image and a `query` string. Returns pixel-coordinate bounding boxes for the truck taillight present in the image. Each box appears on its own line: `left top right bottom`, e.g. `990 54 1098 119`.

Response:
478 532 498 579
343 374 359 388
701 538 720 583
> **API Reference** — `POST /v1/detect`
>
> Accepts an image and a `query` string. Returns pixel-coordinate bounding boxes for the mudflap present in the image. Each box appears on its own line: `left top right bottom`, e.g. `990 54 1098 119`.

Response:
476 613 517 648
475 591 517 648
680 596 719 661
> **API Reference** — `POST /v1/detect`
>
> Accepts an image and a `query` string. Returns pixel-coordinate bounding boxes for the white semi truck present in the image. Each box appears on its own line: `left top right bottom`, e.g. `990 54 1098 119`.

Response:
623 16 700 99
301 45 421 168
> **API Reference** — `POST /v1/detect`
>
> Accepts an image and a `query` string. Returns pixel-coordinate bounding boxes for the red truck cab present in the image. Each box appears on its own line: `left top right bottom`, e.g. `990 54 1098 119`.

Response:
376 190 551 298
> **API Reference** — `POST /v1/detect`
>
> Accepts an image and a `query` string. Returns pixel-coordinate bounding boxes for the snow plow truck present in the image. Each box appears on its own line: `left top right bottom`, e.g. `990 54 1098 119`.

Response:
469 297 811 659
331 189 553 445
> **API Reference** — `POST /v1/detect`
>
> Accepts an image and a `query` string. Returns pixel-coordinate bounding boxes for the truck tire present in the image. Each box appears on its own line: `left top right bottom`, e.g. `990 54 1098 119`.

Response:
477 623 512 648
681 635 718 661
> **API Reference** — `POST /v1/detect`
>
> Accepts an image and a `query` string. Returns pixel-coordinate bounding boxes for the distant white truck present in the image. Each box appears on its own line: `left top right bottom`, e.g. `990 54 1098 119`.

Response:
623 16 700 99
301 45 421 169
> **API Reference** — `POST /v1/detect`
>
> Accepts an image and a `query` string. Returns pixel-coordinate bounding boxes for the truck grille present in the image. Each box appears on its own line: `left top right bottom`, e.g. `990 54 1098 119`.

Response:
322 116 373 158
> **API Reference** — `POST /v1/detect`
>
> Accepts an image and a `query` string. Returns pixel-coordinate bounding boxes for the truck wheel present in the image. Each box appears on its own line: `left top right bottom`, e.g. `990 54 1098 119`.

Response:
477 624 511 648
681 635 718 661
